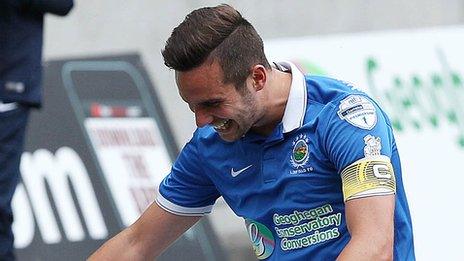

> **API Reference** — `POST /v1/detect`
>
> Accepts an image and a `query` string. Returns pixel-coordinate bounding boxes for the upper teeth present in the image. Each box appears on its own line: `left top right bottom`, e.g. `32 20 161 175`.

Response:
214 119 229 130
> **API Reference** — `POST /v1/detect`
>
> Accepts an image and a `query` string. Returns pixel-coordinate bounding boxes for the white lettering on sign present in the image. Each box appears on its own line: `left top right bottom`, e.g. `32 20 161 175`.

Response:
12 147 108 248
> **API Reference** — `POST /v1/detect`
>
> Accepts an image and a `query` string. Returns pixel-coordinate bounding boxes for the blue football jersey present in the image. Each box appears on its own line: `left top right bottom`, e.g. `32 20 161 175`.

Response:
157 62 415 260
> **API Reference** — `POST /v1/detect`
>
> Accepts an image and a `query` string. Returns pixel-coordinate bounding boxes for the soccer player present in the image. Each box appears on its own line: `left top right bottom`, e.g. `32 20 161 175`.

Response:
89 4 415 260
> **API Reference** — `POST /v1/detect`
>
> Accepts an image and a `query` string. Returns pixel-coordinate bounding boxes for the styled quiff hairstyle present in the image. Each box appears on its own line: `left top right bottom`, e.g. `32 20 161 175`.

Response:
162 4 271 89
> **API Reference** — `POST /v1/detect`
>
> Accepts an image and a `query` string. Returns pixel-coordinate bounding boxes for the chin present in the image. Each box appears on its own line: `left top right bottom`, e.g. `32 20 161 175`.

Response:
218 129 245 142
218 134 240 142
216 123 246 142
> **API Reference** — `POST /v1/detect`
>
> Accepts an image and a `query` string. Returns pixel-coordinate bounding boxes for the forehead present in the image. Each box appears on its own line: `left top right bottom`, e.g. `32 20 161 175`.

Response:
176 60 229 102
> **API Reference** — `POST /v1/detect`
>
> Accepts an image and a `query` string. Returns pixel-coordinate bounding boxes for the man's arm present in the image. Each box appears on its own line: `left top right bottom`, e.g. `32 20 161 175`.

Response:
88 202 202 260
337 195 395 261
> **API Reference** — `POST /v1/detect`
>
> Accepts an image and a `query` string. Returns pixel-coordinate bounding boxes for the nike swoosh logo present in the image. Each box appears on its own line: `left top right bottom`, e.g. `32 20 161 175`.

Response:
231 165 253 177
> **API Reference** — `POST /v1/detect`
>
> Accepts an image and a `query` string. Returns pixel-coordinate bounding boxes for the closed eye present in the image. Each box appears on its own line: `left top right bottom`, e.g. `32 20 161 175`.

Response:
202 100 222 108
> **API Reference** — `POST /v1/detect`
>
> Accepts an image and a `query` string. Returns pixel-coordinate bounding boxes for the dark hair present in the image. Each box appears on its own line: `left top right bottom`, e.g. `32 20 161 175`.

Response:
162 4 271 89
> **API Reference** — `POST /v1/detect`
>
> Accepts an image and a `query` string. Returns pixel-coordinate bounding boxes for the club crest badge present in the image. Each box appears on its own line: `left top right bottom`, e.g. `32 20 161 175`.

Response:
363 135 381 157
290 134 310 168
337 95 377 130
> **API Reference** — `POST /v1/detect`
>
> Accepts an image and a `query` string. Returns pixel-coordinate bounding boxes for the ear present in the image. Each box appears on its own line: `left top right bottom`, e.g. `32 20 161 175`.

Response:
251 65 267 91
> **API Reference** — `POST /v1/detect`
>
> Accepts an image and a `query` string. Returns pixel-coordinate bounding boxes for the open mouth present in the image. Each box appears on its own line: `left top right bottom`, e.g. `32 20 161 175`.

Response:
213 119 231 131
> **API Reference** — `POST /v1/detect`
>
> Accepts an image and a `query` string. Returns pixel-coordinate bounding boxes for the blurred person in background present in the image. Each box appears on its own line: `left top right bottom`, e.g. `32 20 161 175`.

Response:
0 0 73 259
90 4 414 260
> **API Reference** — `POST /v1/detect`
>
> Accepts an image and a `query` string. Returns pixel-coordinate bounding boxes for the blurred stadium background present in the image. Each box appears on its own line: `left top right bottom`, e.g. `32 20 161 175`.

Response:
11 0 464 260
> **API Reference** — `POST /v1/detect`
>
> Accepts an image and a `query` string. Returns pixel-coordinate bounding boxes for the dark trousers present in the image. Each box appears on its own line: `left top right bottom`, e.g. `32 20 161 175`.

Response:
0 105 29 260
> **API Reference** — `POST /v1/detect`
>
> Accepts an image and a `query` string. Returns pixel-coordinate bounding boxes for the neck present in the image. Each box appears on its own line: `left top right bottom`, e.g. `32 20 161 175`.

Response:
251 68 292 136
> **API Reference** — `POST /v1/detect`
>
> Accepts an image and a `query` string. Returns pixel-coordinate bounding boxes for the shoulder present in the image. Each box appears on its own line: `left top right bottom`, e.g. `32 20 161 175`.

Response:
304 75 387 124
302 75 383 127
305 75 368 105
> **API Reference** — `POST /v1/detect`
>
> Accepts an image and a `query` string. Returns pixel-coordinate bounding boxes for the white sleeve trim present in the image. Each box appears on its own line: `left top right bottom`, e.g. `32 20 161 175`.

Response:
155 193 213 217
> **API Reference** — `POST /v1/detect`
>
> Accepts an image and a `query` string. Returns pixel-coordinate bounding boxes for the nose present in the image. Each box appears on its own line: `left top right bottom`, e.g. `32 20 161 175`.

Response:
194 107 213 127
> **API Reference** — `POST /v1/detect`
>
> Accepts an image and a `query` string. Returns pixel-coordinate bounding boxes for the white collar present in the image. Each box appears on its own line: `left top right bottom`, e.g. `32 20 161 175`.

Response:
275 61 307 133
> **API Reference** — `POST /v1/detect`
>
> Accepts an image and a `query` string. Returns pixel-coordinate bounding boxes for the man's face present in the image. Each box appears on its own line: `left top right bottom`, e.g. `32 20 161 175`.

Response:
176 60 262 142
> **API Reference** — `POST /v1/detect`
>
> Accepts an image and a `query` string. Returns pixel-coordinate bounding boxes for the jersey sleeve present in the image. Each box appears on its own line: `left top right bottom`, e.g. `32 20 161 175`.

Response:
323 94 397 202
156 132 220 216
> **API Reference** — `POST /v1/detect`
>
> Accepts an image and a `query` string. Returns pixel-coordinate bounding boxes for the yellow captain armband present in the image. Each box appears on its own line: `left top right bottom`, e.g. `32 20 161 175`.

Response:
341 155 396 202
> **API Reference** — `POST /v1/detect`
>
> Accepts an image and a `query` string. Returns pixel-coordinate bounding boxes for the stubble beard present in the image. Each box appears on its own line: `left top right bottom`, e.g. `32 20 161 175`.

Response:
220 93 260 142
237 92 261 138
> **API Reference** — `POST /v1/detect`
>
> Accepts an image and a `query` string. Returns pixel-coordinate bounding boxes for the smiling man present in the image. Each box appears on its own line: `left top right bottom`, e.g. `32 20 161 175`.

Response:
89 4 415 260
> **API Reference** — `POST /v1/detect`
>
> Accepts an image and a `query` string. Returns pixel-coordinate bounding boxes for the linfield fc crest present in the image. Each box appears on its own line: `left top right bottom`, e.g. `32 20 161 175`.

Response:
337 95 377 130
290 134 310 168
